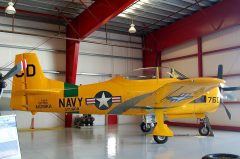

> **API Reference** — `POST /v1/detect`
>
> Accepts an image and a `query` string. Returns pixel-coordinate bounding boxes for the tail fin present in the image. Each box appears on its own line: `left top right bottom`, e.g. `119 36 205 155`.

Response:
217 64 223 79
10 52 47 110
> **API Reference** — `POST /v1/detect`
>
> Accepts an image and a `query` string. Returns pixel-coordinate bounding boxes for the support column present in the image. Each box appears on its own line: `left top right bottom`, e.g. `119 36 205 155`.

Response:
66 24 79 84
65 0 136 127
197 37 203 77
65 25 79 128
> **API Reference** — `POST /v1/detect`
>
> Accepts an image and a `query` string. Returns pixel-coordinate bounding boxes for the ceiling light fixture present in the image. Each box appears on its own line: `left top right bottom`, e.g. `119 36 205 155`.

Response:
5 1 16 15
128 20 136 34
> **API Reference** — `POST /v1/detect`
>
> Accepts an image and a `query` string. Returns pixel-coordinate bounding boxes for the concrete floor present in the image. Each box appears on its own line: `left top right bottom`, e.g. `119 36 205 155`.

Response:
18 125 240 159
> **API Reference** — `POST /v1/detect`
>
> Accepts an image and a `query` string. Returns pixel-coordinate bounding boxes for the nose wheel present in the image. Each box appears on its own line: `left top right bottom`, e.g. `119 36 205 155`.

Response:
199 117 214 136
199 125 210 136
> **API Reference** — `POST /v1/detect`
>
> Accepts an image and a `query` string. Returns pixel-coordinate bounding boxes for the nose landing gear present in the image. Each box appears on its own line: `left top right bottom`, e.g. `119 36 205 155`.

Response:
198 117 214 136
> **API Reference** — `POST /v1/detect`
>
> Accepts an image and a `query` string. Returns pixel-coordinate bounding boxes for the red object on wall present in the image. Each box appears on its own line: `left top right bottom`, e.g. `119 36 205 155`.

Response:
65 113 72 128
108 115 118 125
143 0 240 67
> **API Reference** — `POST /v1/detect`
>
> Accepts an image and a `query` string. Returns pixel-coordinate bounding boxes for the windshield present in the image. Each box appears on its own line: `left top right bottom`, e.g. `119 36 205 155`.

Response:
124 67 188 80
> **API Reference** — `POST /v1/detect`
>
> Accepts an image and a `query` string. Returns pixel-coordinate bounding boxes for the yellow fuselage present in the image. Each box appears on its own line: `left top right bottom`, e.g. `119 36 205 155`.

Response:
11 76 220 118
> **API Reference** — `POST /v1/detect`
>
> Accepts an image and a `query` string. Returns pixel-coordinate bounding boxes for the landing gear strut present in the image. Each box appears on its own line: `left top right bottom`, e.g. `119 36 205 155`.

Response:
198 117 214 136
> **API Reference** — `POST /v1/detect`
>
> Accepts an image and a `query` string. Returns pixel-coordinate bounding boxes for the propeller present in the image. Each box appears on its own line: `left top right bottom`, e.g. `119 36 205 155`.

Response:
221 101 231 120
0 59 27 95
222 87 240 91
217 64 240 120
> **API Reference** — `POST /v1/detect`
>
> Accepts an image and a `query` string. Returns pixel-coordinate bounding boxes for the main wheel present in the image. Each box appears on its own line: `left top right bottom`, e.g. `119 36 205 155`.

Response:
140 122 152 132
153 136 168 144
199 125 210 136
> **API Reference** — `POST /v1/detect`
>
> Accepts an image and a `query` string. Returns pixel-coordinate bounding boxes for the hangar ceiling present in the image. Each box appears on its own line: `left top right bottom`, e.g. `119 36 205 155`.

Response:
0 0 221 36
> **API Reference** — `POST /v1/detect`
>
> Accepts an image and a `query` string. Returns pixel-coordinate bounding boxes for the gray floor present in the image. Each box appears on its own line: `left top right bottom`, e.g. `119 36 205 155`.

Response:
18 125 240 159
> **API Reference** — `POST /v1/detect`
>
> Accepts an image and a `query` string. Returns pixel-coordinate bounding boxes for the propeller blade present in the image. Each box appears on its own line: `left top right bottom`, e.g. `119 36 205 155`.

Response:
1 59 27 81
222 87 240 91
217 64 223 79
221 102 231 120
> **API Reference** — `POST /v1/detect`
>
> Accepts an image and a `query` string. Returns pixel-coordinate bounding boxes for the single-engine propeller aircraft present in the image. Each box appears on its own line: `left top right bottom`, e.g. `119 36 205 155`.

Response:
6 52 240 144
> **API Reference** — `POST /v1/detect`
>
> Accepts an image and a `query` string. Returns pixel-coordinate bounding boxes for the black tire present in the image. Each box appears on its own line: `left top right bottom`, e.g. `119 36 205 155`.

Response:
140 122 152 132
153 136 168 144
199 125 210 136
202 153 240 159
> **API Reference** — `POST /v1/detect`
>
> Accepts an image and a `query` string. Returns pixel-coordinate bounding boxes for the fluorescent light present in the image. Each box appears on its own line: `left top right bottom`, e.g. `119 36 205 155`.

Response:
124 8 134 14
118 13 127 18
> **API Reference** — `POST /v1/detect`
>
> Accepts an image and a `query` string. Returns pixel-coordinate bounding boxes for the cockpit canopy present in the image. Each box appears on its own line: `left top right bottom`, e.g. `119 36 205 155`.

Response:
124 67 188 80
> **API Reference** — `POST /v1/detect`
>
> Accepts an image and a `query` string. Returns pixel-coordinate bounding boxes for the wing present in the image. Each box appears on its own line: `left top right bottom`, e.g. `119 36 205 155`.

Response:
109 78 224 114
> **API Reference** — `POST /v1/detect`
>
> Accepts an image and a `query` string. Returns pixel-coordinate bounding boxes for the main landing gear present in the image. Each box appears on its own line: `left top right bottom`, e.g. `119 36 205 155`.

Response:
140 114 155 133
140 112 173 144
198 117 214 136
153 135 168 144
140 121 168 144
140 122 152 133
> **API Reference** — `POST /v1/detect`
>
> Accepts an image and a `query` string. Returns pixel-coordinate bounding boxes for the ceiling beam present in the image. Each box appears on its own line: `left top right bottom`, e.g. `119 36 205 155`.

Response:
68 0 137 39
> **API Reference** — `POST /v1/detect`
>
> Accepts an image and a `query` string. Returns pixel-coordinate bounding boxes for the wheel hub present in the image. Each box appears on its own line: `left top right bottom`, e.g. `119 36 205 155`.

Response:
201 127 208 134
156 136 166 141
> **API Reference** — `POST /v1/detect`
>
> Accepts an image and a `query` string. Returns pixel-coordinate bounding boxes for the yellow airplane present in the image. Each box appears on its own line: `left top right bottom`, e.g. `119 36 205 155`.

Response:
6 52 236 144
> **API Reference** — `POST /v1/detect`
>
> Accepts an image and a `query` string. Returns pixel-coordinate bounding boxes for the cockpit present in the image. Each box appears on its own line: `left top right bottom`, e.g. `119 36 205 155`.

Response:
124 67 188 80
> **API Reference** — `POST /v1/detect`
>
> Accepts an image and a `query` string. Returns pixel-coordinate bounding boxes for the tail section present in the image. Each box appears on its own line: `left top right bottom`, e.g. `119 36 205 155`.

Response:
10 52 47 111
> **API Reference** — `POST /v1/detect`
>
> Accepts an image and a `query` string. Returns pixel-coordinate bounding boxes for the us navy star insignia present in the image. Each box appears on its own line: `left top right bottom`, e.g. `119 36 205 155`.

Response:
96 92 111 108
85 91 122 110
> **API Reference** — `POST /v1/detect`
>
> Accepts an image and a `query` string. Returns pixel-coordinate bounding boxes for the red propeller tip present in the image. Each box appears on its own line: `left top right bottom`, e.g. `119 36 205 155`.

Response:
21 59 27 71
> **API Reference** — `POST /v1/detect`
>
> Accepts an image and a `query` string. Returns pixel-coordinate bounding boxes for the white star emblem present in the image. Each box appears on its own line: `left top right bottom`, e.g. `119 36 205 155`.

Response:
96 92 111 108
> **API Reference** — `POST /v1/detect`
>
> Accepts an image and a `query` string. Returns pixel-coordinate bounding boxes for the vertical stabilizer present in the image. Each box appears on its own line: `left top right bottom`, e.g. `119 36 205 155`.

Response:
10 53 46 110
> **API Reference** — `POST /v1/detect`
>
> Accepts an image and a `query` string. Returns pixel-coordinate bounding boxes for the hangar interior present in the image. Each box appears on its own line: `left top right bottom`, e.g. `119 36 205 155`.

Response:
0 0 240 159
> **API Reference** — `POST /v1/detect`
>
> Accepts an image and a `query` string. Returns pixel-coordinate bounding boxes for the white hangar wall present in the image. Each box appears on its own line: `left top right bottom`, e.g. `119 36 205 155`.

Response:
0 16 66 129
0 16 142 128
161 25 240 127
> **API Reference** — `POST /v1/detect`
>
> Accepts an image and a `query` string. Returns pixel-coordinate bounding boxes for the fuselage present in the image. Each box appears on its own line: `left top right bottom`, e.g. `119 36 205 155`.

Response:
11 76 221 117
